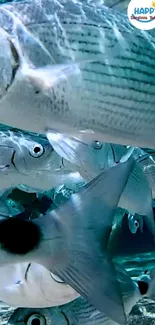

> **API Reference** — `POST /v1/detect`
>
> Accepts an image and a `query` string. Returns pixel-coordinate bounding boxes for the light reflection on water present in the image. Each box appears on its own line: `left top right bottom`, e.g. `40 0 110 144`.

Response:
115 252 155 278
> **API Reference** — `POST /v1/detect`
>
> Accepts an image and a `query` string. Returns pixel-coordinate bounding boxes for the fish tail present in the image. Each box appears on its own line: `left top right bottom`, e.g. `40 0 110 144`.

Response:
36 157 135 324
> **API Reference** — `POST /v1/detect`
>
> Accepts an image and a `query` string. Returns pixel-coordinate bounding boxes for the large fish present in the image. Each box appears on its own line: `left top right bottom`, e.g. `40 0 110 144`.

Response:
0 156 135 324
5 267 149 325
0 0 154 148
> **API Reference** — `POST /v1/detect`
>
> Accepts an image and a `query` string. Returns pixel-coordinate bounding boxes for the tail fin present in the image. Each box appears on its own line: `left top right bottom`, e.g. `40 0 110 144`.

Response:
34 157 135 324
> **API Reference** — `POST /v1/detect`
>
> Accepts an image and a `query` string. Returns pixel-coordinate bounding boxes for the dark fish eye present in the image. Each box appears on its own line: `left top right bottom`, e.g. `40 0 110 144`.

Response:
29 144 44 158
134 220 139 228
26 313 46 325
93 140 103 149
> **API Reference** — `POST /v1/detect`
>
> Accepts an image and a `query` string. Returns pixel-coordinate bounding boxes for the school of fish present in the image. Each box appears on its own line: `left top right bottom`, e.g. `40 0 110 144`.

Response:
0 0 154 324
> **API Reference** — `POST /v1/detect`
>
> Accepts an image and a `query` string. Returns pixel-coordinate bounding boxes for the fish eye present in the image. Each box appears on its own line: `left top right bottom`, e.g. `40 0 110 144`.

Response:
50 272 65 283
29 144 44 158
26 313 46 325
93 141 103 149
134 220 139 228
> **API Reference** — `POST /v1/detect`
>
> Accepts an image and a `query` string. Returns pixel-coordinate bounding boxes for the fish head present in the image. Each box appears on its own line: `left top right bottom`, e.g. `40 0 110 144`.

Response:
128 213 144 235
0 130 59 174
45 132 126 180
0 130 78 191
7 307 68 325
0 7 67 134
0 5 44 133
8 133 60 173
128 214 139 234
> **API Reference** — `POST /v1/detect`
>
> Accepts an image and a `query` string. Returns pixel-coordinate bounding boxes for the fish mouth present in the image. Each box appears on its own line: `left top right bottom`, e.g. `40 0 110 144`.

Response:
6 39 20 92
0 25 20 100
11 150 18 171
0 147 18 172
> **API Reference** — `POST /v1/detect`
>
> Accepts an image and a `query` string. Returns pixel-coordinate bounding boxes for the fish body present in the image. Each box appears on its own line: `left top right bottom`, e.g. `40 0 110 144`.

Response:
0 1 154 148
6 266 143 325
0 157 135 324
7 267 153 325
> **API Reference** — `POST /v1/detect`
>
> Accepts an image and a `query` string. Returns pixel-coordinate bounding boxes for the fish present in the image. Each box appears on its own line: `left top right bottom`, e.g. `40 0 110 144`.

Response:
113 210 144 236
46 134 155 236
0 128 85 195
138 150 155 199
0 262 79 308
0 0 154 149
0 156 135 324
5 265 148 325
127 214 143 235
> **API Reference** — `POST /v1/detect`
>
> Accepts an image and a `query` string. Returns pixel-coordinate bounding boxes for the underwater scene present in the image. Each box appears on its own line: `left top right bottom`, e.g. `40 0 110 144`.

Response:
0 0 155 324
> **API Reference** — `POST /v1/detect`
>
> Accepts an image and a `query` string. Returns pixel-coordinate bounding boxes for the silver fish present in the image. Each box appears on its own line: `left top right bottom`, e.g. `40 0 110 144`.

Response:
127 214 143 235
0 156 135 324
0 0 154 148
139 150 155 199
0 262 79 308
47 133 154 236
5 266 146 325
